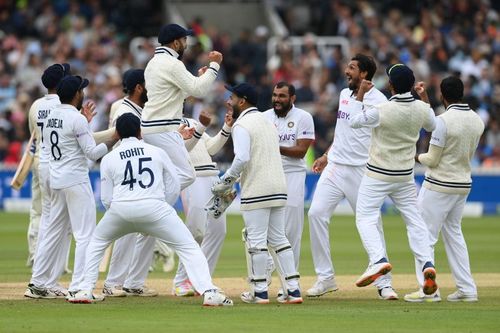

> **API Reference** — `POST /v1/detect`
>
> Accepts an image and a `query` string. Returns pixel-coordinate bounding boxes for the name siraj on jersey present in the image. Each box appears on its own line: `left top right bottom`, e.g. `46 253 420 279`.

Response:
46 118 63 128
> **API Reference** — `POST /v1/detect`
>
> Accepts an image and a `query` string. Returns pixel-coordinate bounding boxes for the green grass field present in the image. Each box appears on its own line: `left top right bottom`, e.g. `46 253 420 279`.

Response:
1 212 499 332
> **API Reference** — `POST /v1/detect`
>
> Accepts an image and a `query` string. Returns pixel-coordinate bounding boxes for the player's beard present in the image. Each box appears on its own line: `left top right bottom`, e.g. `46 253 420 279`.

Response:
348 76 360 91
231 104 242 120
140 89 148 105
177 44 186 60
273 100 291 117
76 93 84 110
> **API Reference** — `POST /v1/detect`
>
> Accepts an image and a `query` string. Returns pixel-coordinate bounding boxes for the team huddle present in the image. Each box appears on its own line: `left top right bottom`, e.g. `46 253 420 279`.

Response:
22 23 483 307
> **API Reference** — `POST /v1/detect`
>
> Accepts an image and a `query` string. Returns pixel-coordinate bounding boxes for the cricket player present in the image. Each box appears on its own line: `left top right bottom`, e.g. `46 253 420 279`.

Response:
213 83 302 304
70 113 233 306
173 108 233 296
306 54 397 300
262 82 314 285
405 76 484 303
141 23 223 190
27 75 114 299
350 64 438 296
24 64 73 298
102 69 158 297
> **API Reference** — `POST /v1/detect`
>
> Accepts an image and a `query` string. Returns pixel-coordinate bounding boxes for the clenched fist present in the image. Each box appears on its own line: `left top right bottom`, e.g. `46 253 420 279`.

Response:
208 51 223 64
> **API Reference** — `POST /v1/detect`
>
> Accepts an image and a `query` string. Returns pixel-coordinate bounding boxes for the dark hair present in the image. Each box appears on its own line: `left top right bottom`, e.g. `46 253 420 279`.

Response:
440 76 464 104
59 95 73 104
351 54 377 80
116 113 141 139
274 81 296 96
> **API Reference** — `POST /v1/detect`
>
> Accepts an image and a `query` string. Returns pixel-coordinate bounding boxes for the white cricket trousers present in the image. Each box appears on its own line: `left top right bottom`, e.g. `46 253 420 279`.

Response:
308 163 392 289
283 171 306 272
174 175 227 286
28 157 41 265
31 162 72 289
416 187 477 294
142 131 195 191
104 233 155 289
80 199 216 294
356 175 433 268
243 207 299 293
31 181 95 291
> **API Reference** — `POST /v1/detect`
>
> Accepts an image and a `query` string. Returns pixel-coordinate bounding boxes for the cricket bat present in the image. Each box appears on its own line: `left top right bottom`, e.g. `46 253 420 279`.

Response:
10 132 37 190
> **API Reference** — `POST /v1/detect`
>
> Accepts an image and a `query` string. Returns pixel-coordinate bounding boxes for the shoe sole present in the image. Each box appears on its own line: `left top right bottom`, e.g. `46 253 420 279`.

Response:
404 297 441 303
447 297 478 302
356 263 392 287
240 298 270 304
380 295 399 301
67 299 93 304
306 288 339 297
423 268 438 295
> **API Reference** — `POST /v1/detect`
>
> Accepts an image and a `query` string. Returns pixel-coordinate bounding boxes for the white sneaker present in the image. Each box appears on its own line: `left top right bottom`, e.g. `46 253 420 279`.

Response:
404 289 441 303
65 290 79 301
447 290 478 302
240 291 270 304
49 284 68 298
203 289 233 306
67 290 105 304
102 284 127 297
378 287 398 300
173 280 197 297
24 284 57 299
306 279 338 297
356 262 392 287
123 286 158 297
277 289 303 304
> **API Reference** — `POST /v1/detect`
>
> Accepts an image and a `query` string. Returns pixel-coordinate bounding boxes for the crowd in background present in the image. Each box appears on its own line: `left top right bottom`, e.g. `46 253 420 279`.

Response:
0 0 498 168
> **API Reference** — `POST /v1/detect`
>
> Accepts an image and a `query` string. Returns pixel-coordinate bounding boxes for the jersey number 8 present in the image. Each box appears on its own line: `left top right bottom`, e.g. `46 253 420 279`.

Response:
121 157 155 191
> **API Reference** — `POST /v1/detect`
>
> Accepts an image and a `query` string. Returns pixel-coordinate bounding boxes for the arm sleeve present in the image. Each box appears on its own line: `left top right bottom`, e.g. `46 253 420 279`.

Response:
74 116 109 161
225 125 250 178
28 103 37 134
429 117 447 148
349 100 380 128
100 157 113 210
161 150 181 205
418 144 444 168
205 123 231 155
170 61 220 98
184 121 206 152
423 106 437 132
296 112 315 140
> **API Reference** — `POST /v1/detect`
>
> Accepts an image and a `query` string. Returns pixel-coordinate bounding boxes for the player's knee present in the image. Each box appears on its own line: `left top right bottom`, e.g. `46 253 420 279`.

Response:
308 206 326 223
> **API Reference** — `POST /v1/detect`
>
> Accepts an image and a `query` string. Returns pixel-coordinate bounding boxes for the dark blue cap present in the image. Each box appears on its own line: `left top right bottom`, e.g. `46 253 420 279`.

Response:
116 112 140 138
56 75 89 101
41 63 70 89
158 23 194 45
124 69 144 93
386 64 415 92
225 83 259 106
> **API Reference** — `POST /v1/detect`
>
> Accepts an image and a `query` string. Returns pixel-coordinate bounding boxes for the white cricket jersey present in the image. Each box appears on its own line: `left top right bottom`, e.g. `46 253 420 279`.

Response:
141 46 220 134
28 94 61 164
262 106 315 173
44 104 108 189
111 98 142 126
100 137 180 209
328 87 387 166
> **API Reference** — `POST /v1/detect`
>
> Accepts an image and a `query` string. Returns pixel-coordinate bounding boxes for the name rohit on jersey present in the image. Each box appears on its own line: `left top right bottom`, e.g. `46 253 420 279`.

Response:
46 118 63 128
119 147 145 160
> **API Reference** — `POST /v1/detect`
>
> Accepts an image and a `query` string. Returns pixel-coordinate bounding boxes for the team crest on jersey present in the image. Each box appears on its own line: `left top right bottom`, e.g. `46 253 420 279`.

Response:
287 121 294 128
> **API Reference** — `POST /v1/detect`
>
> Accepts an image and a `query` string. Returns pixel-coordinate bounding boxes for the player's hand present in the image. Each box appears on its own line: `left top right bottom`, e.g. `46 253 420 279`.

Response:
224 107 234 127
81 101 97 123
178 124 195 140
198 66 208 76
359 80 373 94
199 110 212 127
414 81 430 103
208 51 223 64
312 155 328 173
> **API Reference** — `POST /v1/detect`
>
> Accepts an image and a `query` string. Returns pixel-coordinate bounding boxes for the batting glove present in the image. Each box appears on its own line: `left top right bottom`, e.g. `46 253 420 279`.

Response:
211 175 237 195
